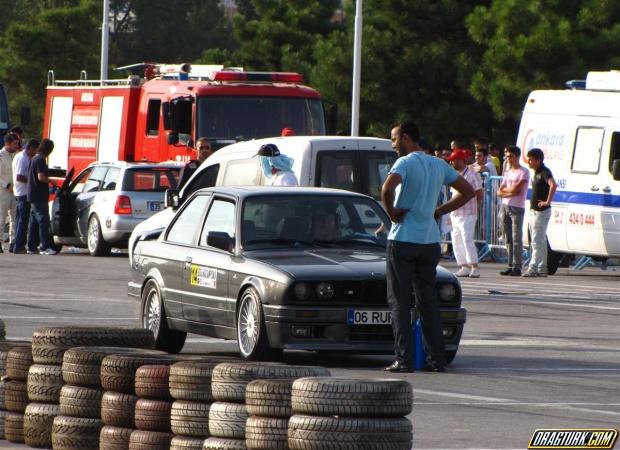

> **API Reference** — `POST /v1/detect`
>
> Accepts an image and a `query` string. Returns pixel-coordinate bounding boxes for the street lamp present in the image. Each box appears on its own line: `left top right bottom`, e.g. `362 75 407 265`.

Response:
350 0 362 136
101 0 109 80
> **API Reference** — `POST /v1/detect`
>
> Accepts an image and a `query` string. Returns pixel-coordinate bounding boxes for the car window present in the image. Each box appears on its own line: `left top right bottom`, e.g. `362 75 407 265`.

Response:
316 151 355 191
221 159 262 186
166 194 210 245
70 168 93 194
83 166 109 193
364 151 397 200
183 164 220 198
122 167 180 192
199 198 236 246
101 167 120 191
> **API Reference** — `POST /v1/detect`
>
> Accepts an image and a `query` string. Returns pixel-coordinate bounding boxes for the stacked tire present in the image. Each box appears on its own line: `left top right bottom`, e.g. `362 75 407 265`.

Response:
0 340 31 443
205 362 330 450
288 378 413 450
3 345 34 445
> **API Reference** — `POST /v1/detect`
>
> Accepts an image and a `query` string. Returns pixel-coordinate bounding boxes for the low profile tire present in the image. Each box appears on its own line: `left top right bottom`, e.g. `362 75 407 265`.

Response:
52 416 103 450
245 416 288 450
24 403 60 448
171 435 205 450
445 350 457 365
141 279 187 353
236 287 279 361
0 317 5 340
547 241 561 275
87 215 111 257
203 437 247 450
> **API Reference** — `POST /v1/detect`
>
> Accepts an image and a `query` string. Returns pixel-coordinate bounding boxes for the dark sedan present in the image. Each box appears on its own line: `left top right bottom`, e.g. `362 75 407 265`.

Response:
128 186 466 361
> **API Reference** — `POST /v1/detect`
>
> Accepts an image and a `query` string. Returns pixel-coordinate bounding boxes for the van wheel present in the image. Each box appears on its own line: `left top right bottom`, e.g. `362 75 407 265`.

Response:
141 279 186 353
236 288 280 361
547 241 561 275
87 215 111 256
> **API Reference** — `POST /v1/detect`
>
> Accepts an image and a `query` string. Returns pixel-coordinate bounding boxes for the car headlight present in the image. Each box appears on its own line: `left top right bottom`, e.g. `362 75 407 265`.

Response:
438 283 457 302
294 282 311 300
316 282 335 300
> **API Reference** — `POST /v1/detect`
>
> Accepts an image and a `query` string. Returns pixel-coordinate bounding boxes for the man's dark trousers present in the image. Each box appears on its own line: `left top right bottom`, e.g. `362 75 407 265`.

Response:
386 240 446 367
13 195 30 252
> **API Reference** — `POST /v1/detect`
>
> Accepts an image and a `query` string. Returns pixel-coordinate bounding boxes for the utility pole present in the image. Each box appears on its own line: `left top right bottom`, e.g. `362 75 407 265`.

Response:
350 0 363 136
100 0 109 80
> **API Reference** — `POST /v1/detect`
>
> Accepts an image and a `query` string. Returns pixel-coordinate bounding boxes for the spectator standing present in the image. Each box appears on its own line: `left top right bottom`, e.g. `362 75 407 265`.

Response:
497 145 530 276
12 139 38 253
447 149 484 278
381 120 474 373
178 137 213 188
257 143 298 186
0 132 21 253
523 148 557 277
489 142 502 175
472 147 498 177
27 139 56 255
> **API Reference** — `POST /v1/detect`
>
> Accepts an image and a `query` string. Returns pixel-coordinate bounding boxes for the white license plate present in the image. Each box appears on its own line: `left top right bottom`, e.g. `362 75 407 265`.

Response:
347 309 392 325
148 201 163 212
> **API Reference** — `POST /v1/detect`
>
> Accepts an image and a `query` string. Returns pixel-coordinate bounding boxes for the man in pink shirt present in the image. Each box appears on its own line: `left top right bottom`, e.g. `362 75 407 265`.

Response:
497 145 530 276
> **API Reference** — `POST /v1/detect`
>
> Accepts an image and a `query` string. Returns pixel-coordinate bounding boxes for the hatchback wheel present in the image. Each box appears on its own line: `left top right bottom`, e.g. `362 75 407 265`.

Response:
236 287 279 360
87 215 111 256
141 279 186 353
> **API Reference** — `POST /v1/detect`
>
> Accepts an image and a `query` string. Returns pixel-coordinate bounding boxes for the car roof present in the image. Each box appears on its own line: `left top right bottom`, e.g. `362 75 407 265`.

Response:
194 185 373 200
88 161 184 169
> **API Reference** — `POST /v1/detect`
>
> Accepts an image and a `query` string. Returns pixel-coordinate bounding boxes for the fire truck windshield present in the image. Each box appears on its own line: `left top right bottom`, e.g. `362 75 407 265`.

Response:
196 96 325 141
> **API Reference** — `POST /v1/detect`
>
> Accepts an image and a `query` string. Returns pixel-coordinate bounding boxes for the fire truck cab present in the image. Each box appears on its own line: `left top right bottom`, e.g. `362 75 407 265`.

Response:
43 63 329 180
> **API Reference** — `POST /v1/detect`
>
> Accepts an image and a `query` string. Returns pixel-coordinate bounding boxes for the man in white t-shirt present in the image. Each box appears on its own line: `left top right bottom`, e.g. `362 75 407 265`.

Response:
12 139 39 253
257 143 299 186
0 132 21 253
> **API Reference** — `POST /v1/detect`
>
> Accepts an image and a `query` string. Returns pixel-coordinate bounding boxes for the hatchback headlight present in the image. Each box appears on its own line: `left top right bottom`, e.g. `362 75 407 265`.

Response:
316 282 335 300
438 283 457 302
294 282 311 300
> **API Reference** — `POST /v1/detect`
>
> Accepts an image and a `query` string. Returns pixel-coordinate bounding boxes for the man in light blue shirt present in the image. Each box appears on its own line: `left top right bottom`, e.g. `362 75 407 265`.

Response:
382 120 474 373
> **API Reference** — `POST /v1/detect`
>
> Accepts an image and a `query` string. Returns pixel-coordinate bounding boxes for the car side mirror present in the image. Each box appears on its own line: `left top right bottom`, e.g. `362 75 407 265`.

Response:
613 159 620 181
207 231 234 252
165 188 180 209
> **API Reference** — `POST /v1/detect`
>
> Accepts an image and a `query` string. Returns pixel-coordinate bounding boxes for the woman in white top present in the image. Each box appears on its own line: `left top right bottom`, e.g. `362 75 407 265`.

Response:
257 143 299 186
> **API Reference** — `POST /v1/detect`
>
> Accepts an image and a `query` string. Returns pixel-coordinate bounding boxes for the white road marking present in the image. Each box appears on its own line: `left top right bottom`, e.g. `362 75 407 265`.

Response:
463 296 620 311
460 338 620 351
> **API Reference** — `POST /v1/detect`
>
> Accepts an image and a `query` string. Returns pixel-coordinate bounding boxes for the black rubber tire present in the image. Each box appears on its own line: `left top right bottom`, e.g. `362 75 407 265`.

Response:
236 287 278 360
0 317 5 340
245 416 288 450
0 409 5 439
51 415 103 450
101 353 187 394
170 400 211 437
101 391 138 428
6 346 34 381
4 380 28 413
211 362 330 402
62 346 164 388
100 426 133 450
27 364 64 403
59 384 103 418
32 326 155 365
547 241 561 275
0 379 5 409
288 415 413 450
129 429 174 450
171 435 206 450
203 437 247 450
169 359 237 401
141 279 187 353
245 378 295 417
4 412 25 443
0 341 34 378
134 398 172 432
291 377 413 417
23 402 60 448
87 214 112 256
135 365 171 400
208 402 248 439
445 350 457 365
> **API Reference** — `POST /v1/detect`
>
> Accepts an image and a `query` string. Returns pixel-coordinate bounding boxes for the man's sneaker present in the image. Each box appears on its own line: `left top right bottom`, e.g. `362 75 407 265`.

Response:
522 270 538 277
469 268 480 278
538 272 548 277
0 246 3 253
39 248 58 255
27 249 37 254
499 267 513 276
455 267 470 277
510 268 522 276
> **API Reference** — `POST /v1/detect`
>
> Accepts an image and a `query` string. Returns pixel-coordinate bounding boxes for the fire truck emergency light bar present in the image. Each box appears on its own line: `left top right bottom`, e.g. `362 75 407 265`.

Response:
212 71 304 83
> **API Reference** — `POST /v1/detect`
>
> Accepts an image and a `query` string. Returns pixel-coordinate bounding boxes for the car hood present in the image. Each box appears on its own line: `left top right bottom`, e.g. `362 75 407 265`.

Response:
244 248 454 282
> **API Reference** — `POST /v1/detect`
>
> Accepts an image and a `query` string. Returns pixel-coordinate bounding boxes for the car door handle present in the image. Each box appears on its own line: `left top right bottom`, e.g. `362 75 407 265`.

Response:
590 185 599 192
602 186 611 193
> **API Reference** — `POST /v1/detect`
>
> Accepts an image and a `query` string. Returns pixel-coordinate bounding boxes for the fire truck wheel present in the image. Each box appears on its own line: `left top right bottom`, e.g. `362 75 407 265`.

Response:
141 279 187 353
87 215 112 256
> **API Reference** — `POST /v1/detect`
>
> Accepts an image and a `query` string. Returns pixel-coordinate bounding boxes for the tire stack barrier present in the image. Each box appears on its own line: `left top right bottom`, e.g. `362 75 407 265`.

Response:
169 359 237 450
0 341 31 443
0 318 5 340
288 378 414 450
3 345 33 444
205 362 330 450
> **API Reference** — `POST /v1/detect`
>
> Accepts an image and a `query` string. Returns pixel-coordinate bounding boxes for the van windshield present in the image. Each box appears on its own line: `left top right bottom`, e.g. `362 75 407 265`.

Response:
196 96 325 141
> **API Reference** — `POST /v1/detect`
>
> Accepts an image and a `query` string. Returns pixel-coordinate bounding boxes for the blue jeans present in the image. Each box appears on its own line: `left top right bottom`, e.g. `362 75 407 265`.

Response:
28 200 51 251
528 208 552 273
13 195 30 252
502 205 525 269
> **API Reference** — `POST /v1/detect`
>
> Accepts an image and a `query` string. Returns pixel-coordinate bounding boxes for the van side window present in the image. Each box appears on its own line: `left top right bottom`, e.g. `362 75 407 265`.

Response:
609 132 620 173
222 159 262 186
146 99 161 136
316 152 355 191
571 127 603 174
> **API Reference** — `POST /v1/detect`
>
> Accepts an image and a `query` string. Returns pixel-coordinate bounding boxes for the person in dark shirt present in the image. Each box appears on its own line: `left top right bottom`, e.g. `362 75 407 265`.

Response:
523 148 557 277
27 139 56 255
178 137 213 189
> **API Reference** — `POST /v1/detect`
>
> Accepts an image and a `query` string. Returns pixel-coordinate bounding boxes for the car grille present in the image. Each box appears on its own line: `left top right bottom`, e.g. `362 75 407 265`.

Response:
347 325 393 341
334 280 387 306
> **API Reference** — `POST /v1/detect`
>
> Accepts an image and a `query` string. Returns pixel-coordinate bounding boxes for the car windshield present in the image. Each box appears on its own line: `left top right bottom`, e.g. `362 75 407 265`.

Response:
122 167 180 192
242 195 391 249
196 96 325 141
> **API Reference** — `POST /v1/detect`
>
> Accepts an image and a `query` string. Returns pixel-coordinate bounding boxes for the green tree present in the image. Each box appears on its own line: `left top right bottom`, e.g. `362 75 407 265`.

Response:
467 0 620 123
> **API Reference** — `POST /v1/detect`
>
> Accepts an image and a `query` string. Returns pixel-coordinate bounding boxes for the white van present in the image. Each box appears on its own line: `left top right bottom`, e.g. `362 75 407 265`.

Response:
129 136 396 264
516 70 620 270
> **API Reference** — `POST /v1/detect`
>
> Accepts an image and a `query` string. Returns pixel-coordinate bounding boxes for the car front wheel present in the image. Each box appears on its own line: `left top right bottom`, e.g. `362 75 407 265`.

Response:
236 287 280 361
87 215 111 256
141 279 186 353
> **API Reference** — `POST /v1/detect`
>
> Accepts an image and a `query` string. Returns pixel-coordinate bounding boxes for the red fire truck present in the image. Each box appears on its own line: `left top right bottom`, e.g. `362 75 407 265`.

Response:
42 63 331 179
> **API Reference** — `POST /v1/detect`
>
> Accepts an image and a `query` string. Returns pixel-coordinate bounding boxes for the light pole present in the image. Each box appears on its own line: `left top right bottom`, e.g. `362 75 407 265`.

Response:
100 0 109 80
350 0 362 136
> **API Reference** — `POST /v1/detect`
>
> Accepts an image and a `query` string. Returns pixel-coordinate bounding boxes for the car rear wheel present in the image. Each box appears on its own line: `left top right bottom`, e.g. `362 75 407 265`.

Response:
141 280 186 353
87 215 111 256
236 288 279 361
